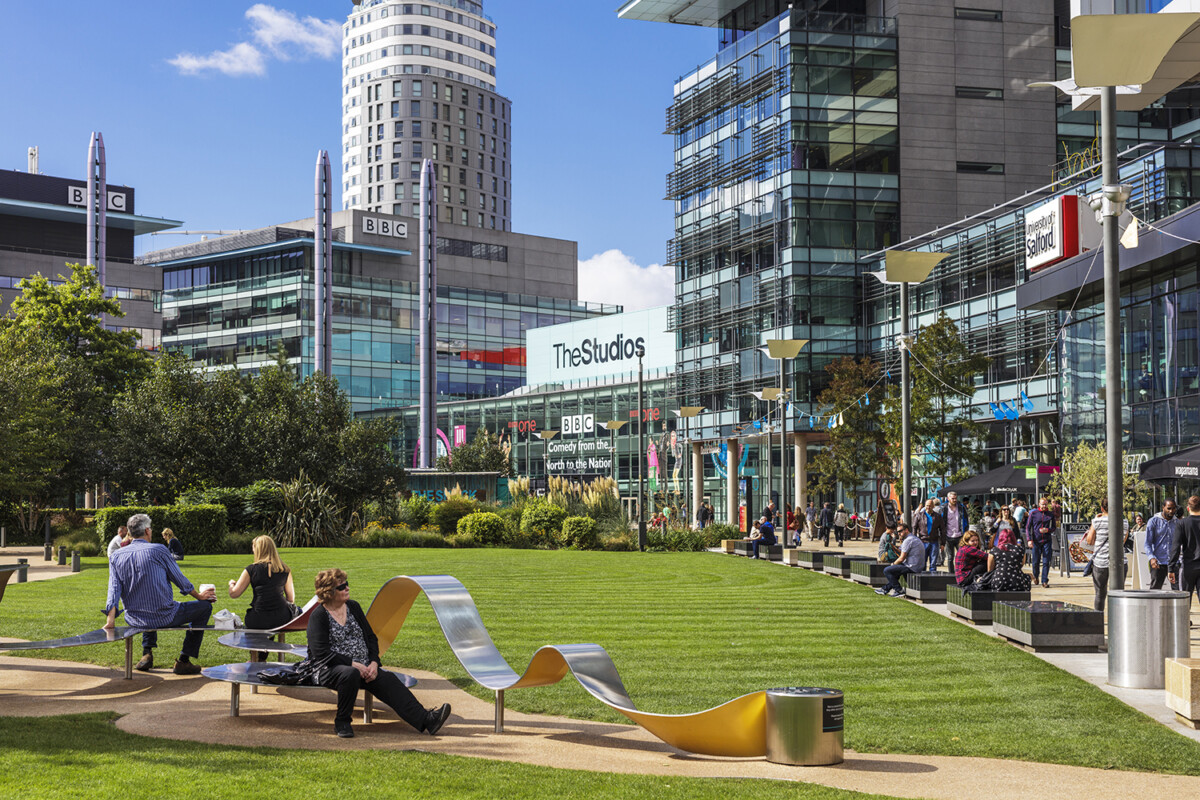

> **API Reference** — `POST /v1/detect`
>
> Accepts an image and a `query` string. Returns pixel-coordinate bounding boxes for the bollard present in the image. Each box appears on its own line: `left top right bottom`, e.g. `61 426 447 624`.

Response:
17 558 28 583
71 551 81 572
57 546 67 566
1 525 5 548
43 543 52 561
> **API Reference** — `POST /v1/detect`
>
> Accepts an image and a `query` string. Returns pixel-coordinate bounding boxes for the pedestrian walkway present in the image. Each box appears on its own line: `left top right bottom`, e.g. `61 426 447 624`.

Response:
0 546 80 583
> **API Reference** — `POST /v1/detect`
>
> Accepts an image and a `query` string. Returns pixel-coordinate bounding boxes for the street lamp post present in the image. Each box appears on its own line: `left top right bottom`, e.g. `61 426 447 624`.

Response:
672 407 705 529
636 346 646 551
761 339 807 534
534 430 558 487
602 420 628 489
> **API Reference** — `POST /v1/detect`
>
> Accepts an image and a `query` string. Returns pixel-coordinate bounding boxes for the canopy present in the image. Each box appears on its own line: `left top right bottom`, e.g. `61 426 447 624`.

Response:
936 460 1056 497
1138 444 1200 485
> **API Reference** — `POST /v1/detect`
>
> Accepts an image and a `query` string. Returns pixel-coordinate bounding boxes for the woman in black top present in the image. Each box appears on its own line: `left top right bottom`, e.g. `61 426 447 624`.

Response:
307 568 451 739
988 530 1032 592
227 535 296 630
162 528 185 561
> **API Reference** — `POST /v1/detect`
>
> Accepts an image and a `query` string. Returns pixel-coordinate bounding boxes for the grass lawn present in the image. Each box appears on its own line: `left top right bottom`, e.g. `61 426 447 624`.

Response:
0 713 898 800
2 549 1199 775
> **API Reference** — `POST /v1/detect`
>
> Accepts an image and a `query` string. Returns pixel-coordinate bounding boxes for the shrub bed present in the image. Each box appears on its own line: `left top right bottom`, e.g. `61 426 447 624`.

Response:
559 516 600 550
95 505 228 554
457 512 506 546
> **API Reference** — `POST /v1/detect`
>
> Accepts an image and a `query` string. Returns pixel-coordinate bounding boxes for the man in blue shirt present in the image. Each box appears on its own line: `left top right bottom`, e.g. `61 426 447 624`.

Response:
1145 499 1178 590
104 513 216 675
1025 497 1058 588
751 517 777 559
876 523 924 597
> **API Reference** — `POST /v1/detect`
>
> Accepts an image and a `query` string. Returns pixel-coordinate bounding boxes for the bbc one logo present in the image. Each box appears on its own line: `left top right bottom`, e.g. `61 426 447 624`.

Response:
362 216 408 238
553 333 646 369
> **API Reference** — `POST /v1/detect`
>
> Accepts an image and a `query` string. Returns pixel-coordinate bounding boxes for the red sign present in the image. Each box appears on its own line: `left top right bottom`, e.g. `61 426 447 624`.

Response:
628 408 662 422
508 419 538 434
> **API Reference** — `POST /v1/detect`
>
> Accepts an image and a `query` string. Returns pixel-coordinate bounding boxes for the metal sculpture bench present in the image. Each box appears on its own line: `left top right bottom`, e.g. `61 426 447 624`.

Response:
215 596 321 662
0 626 218 678
201 660 417 719
0 563 30 603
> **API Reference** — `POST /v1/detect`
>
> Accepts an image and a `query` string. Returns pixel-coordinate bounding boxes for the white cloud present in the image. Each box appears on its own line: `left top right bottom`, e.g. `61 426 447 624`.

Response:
577 249 674 312
170 5 341 77
170 42 266 77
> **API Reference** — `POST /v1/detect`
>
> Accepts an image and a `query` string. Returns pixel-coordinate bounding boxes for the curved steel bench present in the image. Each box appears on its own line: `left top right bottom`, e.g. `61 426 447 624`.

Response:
365 575 767 758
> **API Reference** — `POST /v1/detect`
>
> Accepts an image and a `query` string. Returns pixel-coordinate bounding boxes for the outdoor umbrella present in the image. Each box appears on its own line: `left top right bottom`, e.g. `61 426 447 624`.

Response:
936 460 1049 497
1138 443 1200 485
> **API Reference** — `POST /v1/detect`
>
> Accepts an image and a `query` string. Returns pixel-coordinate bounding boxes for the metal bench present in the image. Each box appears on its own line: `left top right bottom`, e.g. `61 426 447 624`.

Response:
0 625 218 678
0 562 30 603
201 660 417 719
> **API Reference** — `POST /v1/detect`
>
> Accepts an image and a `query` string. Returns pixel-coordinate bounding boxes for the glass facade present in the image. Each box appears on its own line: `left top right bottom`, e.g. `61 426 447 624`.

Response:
670 8 898 442
159 240 614 413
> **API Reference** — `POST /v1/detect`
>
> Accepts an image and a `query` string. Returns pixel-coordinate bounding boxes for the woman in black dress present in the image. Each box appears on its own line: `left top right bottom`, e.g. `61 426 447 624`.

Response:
988 529 1032 592
228 535 297 631
307 568 451 738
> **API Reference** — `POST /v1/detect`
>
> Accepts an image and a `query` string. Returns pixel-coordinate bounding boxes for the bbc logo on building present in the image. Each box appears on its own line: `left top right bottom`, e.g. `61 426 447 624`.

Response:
361 216 408 238
562 414 594 436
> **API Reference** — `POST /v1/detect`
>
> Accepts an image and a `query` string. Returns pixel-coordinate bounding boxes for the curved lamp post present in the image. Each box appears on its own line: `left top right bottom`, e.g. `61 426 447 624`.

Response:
760 339 807 531
533 430 558 488
602 420 628 489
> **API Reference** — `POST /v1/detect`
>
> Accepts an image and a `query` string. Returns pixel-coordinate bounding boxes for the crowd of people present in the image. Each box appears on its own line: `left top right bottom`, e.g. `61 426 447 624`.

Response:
103 513 451 739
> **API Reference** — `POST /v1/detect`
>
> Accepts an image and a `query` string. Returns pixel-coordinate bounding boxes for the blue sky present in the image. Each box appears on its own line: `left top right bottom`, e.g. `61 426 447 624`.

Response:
0 1 711 308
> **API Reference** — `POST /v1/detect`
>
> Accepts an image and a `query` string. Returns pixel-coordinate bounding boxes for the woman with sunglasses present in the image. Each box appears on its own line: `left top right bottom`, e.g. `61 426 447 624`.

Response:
307 568 451 739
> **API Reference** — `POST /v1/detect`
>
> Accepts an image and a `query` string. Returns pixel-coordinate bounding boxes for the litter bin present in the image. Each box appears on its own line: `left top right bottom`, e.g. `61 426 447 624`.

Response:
1108 590 1190 689
765 687 843 765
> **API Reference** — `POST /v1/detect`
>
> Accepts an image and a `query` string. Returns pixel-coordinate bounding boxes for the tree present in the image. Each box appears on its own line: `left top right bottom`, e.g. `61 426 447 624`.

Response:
0 263 152 509
1045 442 1152 520
808 357 889 511
437 428 515 477
883 312 989 490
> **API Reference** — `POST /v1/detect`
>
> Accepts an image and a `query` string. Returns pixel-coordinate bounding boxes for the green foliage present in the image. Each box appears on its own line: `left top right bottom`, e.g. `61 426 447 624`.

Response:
558 516 600 550
809 357 890 504
398 494 435 528
706 523 741 541
108 353 404 508
217 532 257 555
1046 442 1152 520
436 427 514 476
350 527 450 548
94 505 228 554
520 499 567 546
178 481 282 533
430 494 479 535
272 471 345 548
445 532 478 548
457 511 507 545
882 313 989 489
646 528 713 552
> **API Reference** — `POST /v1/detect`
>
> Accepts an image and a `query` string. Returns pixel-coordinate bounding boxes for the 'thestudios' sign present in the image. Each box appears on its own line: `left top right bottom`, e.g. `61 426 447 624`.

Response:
1025 195 1083 271
527 307 673 385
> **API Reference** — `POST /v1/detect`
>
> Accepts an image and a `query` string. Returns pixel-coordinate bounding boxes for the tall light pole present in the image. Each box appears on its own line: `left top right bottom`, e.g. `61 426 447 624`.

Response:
761 339 807 532
880 253 948 525
672 407 705 529
602 420 628 488
636 346 646 551
534 430 558 484
1034 11 1200 597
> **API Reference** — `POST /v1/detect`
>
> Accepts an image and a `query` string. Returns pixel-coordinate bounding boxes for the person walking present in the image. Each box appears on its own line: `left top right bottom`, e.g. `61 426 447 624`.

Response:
805 502 817 541
941 491 969 571
832 504 849 547
1168 496 1200 612
1084 497 1129 612
819 502 834 547
1145 500 1178 590
916 499 945 572
1025 497 1057 588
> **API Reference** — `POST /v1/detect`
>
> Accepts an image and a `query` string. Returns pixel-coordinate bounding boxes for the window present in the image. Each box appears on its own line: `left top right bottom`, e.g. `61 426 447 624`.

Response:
395 183 405 199
393 204 404 215
476 113 483 128
411 161 421 178
955 7 1002 21
459 188 467 205
957 161 1005 174
412 80 423 96
461 209 469 225
459 169 467 185
412 142 423 159
411 100 421 116
955 86 1003 100
412 121 422 137
394 121 404 137
391 101 400 117
392 164 402 181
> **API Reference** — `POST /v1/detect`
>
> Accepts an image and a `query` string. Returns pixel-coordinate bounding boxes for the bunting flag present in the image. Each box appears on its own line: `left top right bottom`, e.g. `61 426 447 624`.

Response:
990 402 1003 421
809 416 815 429
1020 390 1034 412
1120 214 1139 249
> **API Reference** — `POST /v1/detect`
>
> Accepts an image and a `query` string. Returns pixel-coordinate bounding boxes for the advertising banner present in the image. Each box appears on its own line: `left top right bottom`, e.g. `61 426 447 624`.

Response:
526 306 673 385
1062 522 1093 573
544 437 613 476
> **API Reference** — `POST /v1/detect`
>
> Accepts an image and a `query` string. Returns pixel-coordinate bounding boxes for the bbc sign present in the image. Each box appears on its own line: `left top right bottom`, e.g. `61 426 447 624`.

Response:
67 186 128 212
362 216 408 238
562 414 594 436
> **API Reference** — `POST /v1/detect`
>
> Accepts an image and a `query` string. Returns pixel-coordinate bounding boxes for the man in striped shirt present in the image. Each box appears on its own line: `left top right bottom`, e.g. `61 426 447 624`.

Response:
104 513 216 675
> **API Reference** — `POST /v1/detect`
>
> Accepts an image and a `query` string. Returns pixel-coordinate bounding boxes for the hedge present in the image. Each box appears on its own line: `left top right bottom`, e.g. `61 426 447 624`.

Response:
559 516 600 550
520 501 567 546
178 482 282 533
457 512 506 546
95 505 228 555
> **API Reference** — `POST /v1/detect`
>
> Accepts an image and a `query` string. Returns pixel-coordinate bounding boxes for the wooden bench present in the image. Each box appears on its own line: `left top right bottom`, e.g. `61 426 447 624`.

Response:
201 660 417 719
945 585 1031 624
849 560 887 586
901 572 957 603
992 600 1105 652
823 555 873 578
1166 658 1200 729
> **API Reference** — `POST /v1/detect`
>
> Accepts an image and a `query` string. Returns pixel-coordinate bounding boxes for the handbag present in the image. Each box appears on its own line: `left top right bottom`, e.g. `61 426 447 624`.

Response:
258 651 336 686
213 609 243 630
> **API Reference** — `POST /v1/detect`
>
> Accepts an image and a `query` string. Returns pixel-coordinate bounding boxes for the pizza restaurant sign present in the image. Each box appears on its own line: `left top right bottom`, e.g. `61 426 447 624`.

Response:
1025 195 1089 271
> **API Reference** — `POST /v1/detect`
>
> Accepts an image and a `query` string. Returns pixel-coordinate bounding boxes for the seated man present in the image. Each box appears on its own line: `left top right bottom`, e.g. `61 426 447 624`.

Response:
751 516 777 559
104 513 216 675
876 522 924 597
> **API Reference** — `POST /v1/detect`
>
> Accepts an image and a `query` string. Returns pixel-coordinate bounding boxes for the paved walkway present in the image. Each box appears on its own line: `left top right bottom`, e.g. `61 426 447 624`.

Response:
0 546 79 583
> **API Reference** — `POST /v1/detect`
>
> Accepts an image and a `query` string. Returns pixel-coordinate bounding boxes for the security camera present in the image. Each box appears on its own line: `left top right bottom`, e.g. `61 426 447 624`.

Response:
636 346 645 358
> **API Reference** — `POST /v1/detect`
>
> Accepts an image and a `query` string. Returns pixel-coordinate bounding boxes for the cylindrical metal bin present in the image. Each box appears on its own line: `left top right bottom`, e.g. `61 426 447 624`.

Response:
71 551 81 573
765 687 843 766
1108 590 1190 689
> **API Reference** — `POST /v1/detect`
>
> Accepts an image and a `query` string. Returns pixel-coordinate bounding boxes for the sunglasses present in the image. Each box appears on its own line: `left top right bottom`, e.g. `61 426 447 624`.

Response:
335 582 349 591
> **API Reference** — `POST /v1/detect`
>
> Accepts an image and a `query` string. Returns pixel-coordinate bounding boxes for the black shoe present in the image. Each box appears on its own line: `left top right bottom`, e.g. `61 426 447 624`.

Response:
135 654 154 672
425 703 451 735
335 720 354 738
172 659 201 676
